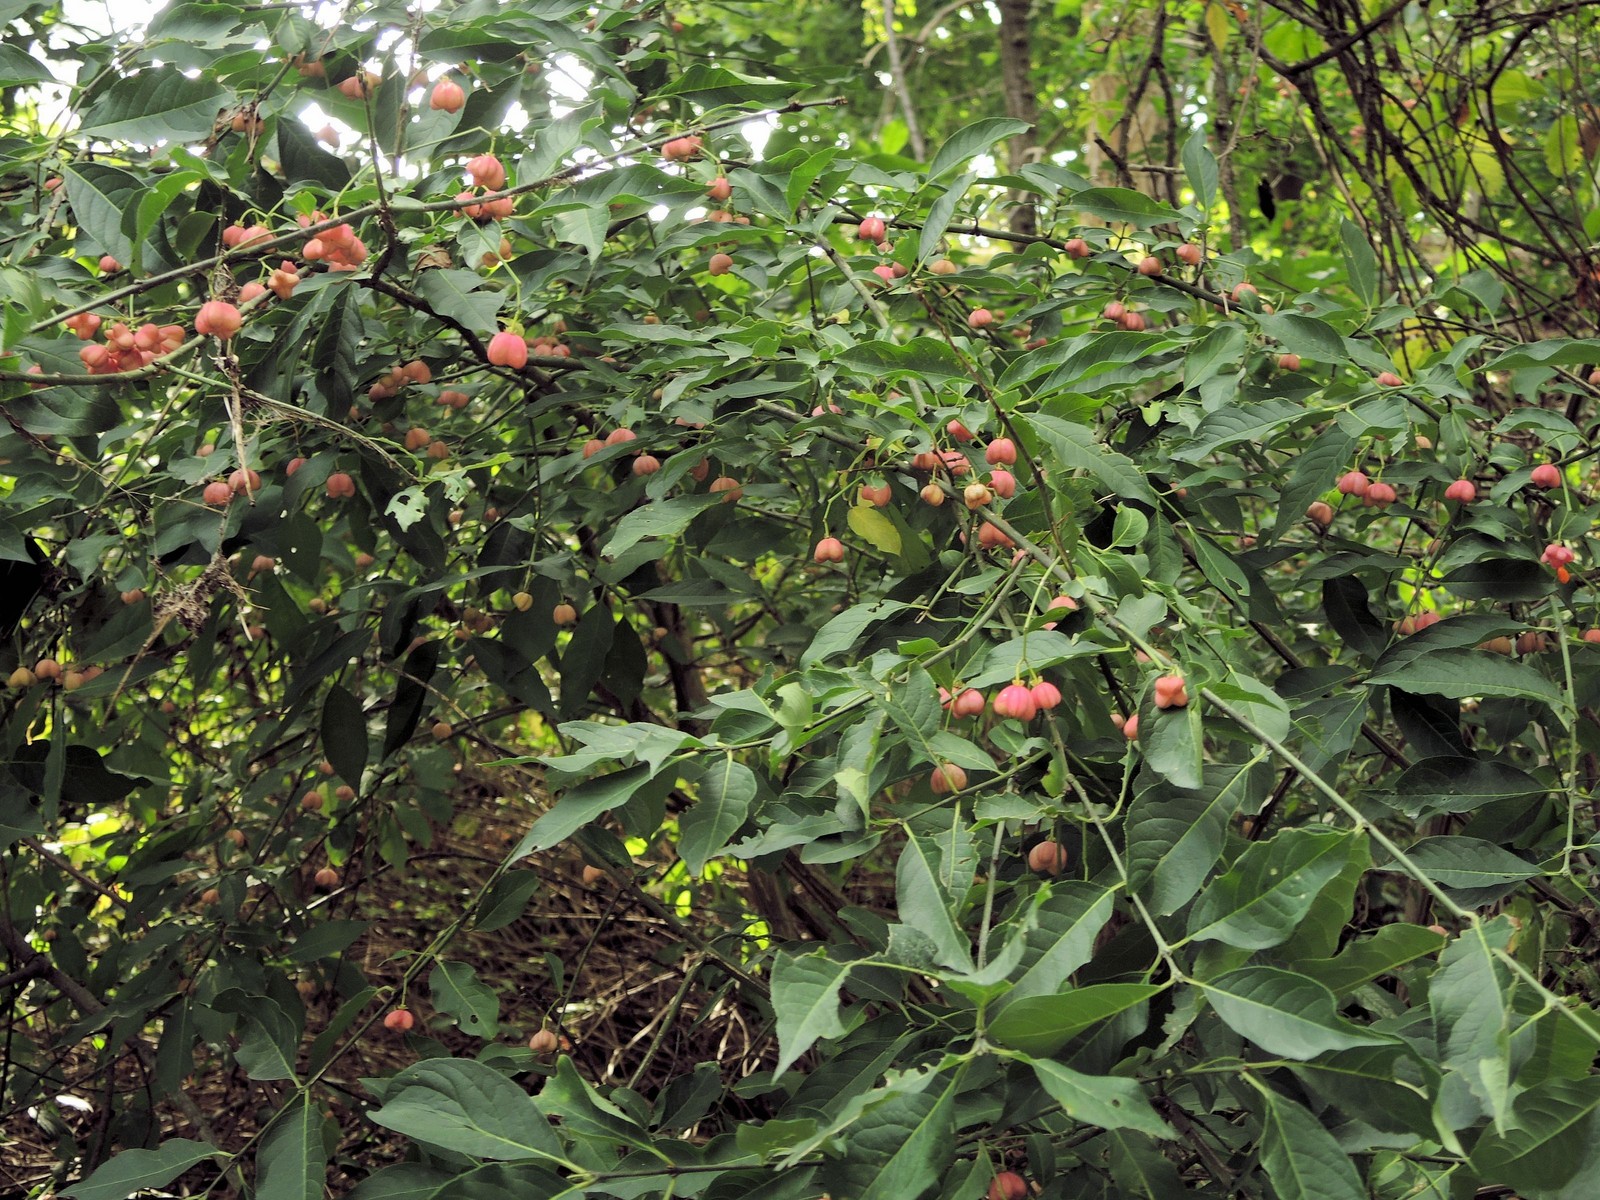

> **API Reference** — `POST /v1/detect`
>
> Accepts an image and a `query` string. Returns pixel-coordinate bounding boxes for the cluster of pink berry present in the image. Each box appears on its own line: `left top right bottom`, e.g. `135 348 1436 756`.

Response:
990 680 1066 721
367 359 433 401
1336 470 1397 508
456 154 513 221
68 314 186 374
221 222 273 250
201 467 262 507
577 428 717 488
1101 301 1148 332
661 135 702 161
297 215 369 269
239 261 301 303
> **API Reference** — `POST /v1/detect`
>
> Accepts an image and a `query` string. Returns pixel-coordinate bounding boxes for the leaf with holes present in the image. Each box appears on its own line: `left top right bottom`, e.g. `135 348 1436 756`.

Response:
429 961 500 1039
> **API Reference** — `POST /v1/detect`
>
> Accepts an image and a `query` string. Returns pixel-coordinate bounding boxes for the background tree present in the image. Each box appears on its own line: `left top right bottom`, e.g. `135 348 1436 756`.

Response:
7 1 1600 1199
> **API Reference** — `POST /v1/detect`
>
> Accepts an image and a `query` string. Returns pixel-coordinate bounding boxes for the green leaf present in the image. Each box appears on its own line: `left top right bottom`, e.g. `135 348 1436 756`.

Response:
1181 132 1218 209
1251 1079 1368 1200
1204 0 1232 49
800 600 912 668
653 63 795 107
80 66 231 145
1394 756 1545 818
312 285 362 408
557 603 616 722
772 951 854 1077
256 1095 326 1200
6 382 121 438
516 764 662 853
996 883 1116 1009
321 684 368 789
286 919 370 965
784 147 841 215
1106 1131 1189 1200
1188 828 1357 949
1484 337 1600 371
382 641 439 761
1278 829 1369 960
276 116 352 189
1288 1047 1437 1138
1138 696 1204 790
919 171 976 261
1291 693 1367 777
1438 557 1552 603
1321 575 1388 661
1404 836 1537 889
894 832 973 972
1294 924 1446 996
539 1057 653 1150
1071 187 1182 227
414 269 505 333
1171 398 1307 462
1029 1061 1165 1135
603 495 723 557
520 112 588 184
835 337 971 384
1208 676 1291 742
1025 413 1158 507
0 44 53 85
369 1059 566 1163
1470 1077 1600 1197
429 961 501 1039
1000 330 1178 393
9 743 147 807
927 117 1031 181
1183 322 1245 391
1270 428 1353 543
61 164 141 263
1340 217 1379 304
1432 922 1515 1123
821 1074 957 1200
1126 761 1268 914
680 756 756 873
1252 312 1349 364
133 169 203 261
61 1140 218 1200
344 1163 454 1200
987 984 1164 1056
225 998 300 1081
1365 649 1563 707
531 1062 656 1164
1545 112 1583 176
1188 535 1250 607
1204 967 1394 1059
963 631 1094 689
476 871 542 933
552 203 607 262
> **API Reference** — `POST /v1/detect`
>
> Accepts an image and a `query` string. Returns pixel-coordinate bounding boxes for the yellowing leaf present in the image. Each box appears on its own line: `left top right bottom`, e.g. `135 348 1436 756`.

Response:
848 503 901 555
1205 2 1232 52
1545 113 1581 176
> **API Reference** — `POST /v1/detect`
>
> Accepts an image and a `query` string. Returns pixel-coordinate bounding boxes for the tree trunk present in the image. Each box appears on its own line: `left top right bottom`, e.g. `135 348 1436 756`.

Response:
996 0 1039 235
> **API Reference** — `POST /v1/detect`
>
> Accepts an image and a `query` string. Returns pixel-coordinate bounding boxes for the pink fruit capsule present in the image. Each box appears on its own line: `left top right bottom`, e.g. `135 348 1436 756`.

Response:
1153 674 1188 709
984 438 1017 466
1336 470 1370 497
952 688 986 718
993 683 1038 721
